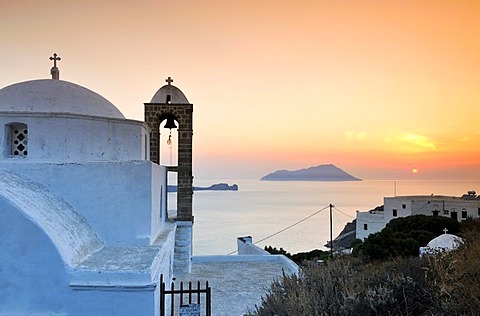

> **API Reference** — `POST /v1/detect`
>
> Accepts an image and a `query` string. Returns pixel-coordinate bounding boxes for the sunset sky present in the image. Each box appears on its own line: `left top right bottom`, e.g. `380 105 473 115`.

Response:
1 1 480 180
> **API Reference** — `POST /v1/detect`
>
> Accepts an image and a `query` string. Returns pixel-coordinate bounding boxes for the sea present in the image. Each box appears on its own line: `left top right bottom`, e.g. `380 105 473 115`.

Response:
168 179 480 256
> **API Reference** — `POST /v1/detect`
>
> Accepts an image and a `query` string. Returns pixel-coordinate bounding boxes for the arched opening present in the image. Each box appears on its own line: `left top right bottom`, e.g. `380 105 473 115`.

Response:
159 114 179 170
158 114 179 216
145 101 193 222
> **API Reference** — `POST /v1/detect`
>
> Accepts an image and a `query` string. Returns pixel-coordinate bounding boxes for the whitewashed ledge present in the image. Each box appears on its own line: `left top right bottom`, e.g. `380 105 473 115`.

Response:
70 222 176 290
192 254 299 274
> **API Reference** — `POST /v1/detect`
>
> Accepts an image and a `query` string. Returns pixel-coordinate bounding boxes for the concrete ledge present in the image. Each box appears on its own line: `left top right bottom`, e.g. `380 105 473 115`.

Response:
70 223 176 288
237 236 271 255
70 284 157 292
192 255 299 275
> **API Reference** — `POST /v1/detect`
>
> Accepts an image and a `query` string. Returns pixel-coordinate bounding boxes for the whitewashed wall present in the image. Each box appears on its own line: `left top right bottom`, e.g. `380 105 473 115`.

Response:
237 236 271 255
355 210 388 241
0 170 175 316
0 161 167 245
0 114 149 162
0 198 70 313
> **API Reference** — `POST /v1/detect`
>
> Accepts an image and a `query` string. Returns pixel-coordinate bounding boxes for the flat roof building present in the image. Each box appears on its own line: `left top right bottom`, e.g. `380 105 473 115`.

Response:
356 191 480 240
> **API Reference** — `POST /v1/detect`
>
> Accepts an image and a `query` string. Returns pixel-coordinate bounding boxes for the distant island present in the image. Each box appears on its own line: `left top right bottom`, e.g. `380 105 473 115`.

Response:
168 183 238 193
260 164 361 181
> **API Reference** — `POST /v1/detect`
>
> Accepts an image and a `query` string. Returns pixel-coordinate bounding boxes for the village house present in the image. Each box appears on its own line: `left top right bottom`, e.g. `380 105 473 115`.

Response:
356 191 480 240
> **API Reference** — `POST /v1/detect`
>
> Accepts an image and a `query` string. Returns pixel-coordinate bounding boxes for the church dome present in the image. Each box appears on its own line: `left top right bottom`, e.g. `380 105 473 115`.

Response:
0 79 125 119
150 84 189 104
427 233 464 250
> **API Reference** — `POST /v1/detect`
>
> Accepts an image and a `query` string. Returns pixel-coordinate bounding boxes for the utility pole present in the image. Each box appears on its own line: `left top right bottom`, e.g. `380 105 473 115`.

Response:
329 203 333 259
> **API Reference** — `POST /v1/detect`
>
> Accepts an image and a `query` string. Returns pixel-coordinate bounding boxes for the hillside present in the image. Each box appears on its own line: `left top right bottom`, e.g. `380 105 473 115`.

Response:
260 164 361 181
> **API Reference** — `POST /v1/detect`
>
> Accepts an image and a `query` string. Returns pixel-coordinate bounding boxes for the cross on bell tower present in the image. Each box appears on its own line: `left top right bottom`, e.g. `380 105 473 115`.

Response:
49 53 61 80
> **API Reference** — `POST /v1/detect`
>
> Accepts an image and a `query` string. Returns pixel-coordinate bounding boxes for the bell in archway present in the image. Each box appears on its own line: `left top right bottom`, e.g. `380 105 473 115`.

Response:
164 116 177 130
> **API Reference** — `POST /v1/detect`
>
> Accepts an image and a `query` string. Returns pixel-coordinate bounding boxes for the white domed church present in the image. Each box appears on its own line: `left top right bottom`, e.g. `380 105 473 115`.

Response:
0 56 193 315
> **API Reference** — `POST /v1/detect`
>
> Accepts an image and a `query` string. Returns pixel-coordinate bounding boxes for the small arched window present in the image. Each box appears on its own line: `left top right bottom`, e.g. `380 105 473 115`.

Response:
6 123 28 157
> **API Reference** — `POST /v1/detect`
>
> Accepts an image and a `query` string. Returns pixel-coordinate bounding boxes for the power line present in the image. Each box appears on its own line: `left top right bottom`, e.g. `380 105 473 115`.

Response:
253 205 330 245
227 205 330 255
332 208 346 227
333 206 355 219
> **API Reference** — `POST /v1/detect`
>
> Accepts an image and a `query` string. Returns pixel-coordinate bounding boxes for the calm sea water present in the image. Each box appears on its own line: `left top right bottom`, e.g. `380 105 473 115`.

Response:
169 179 480 255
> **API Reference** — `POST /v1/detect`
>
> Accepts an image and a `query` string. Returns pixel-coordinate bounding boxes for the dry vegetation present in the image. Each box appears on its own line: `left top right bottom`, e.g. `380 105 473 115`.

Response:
251 219 480 315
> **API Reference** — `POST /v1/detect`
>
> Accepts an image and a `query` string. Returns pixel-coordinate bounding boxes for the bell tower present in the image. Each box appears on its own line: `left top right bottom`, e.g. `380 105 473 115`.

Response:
144 77 193 273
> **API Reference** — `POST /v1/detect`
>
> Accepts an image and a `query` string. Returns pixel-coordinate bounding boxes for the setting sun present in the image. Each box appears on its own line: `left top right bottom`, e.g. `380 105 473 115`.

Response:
412 169 418 174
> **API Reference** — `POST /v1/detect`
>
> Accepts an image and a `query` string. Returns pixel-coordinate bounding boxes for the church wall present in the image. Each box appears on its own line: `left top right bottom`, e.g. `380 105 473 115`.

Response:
0 161 167 245
0 114 147 162
0 197 70 314
0 161 170 316
67 289 156 316
151 164 167 242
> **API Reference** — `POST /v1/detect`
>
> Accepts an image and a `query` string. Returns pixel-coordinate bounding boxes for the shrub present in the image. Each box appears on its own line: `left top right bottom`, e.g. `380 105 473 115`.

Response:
264 246 291 257
264 246 330 264
253 257 438 316
254 220 480 315
387 215 460 236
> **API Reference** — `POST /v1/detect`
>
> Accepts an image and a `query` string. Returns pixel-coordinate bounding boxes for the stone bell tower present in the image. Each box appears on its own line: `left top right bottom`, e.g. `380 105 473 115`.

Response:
144 77 193 273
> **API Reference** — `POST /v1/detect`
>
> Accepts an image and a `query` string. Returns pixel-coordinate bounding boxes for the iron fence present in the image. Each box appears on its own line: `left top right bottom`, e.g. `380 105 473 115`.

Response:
160 274 211 316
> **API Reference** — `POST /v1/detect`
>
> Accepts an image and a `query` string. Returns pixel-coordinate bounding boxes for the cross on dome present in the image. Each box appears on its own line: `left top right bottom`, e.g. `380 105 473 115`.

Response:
49 53 61 68
49 53 61 80
165 77 173 85
443 228 448 234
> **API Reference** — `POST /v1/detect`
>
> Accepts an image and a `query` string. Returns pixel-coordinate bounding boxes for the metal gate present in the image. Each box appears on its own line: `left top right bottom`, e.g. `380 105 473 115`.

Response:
160 274 211 316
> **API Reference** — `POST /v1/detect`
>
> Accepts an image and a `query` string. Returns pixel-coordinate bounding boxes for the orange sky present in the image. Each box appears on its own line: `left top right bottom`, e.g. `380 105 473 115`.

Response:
1 0 480 180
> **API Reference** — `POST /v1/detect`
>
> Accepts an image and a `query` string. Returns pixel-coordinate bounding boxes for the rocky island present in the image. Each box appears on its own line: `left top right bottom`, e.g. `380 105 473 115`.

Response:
261 164 361 181
167 183 238 193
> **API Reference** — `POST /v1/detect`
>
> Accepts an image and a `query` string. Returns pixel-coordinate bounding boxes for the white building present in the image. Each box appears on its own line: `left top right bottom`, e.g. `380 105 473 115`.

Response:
0 61 181 315
356 191 480 240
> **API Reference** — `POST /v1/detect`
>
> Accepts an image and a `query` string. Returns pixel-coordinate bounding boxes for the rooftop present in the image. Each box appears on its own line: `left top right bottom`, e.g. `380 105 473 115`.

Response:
0 79 125 119
385 193 480 201
174 255 298 315
149 77 189 104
